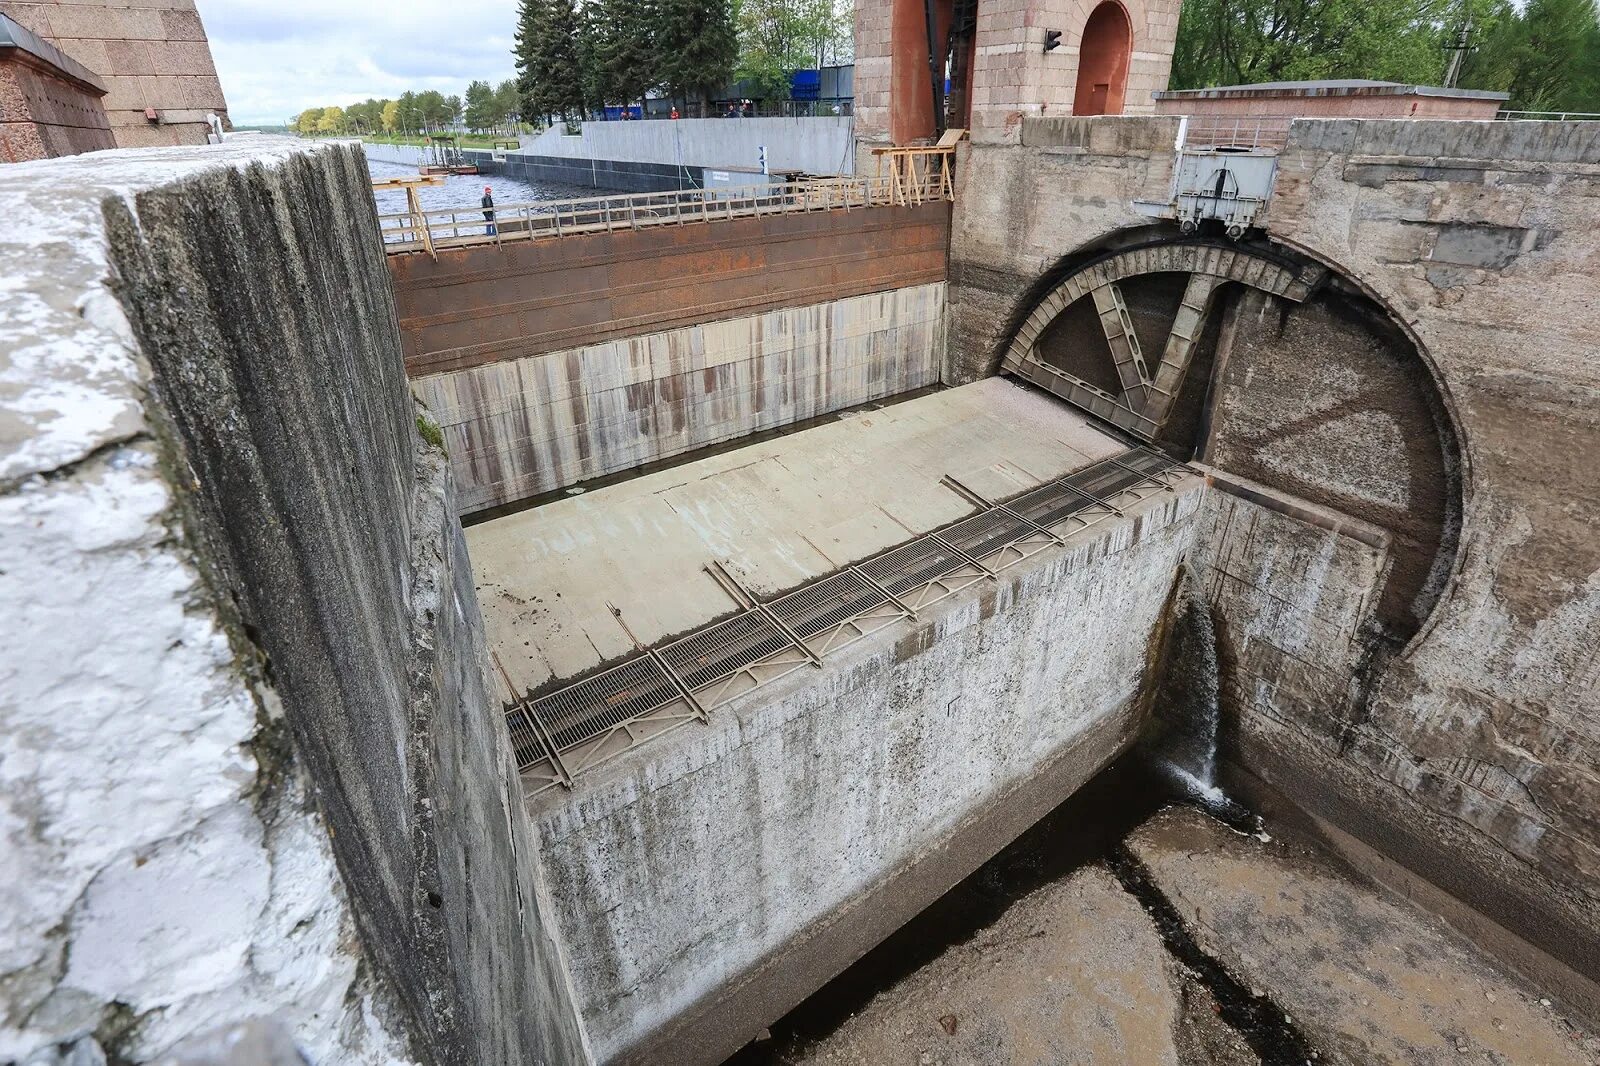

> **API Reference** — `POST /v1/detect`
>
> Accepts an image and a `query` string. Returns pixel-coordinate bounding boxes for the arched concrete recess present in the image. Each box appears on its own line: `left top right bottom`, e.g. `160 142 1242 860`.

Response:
1001 236 1465 649
1073 1 1133 116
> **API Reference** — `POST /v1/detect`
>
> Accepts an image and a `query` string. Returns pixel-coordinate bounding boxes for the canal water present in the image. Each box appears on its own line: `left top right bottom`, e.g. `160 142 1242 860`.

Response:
367 159 612 218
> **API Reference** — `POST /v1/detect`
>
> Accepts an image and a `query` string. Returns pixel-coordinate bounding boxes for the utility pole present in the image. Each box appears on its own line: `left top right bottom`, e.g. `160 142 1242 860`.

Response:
1443 3 1473 89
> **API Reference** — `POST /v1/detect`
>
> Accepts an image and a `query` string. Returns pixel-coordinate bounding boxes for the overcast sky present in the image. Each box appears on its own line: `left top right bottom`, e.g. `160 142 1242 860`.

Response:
203 0 521 125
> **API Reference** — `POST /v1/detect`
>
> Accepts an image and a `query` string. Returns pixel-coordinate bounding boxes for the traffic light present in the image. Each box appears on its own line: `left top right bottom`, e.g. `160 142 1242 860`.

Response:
1044 29 1062 52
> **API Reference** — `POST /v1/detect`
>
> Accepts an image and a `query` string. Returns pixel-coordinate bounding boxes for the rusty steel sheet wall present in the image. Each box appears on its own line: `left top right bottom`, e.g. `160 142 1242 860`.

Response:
413 282 946 514
388 201 950 377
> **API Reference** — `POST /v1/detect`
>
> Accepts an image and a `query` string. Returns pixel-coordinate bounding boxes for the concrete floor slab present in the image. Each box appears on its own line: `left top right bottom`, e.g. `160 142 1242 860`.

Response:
466 378 1123 693
1127 807 1600 1066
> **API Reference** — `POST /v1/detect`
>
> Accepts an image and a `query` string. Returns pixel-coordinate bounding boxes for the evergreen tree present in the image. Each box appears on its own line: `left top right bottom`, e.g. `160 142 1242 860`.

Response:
591 0 660 110
516 0 589 122
658 0 737 108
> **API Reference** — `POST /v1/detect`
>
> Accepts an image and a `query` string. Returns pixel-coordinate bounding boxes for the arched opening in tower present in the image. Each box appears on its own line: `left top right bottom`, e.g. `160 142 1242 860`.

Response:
1073 1 1132 116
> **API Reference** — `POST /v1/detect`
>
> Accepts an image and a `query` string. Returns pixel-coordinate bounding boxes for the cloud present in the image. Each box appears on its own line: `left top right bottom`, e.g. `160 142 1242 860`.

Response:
200 0 521 125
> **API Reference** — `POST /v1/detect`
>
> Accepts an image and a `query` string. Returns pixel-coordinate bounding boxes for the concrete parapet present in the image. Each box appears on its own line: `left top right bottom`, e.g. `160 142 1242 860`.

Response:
0 140 585 1064
524 477 1203 1064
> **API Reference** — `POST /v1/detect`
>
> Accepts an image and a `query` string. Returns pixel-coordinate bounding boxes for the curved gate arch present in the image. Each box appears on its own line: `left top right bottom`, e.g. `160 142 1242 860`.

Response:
1002 240 1326 439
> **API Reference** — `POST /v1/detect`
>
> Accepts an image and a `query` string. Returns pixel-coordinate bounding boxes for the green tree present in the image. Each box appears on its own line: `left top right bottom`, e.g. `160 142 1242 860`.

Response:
494 78 522 131
658 0 737 108
516 0 589 121
291 107 322 135
397 90 421 133
591 0 660 109
381 99 400 132
1170 0 1458 89
415 89 448 130
735 0 845 99
315 105 344 134
464 80 495 130
1468 0 1600 111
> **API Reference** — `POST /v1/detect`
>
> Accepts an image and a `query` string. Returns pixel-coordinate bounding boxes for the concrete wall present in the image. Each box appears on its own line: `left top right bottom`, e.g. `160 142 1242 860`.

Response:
522 115 856 175
0 141 586 1064
415 283 946 513
360 140 722 194
391 200 950 375
528 481 1202 1065
946 115 1600 1013
0 0 228 147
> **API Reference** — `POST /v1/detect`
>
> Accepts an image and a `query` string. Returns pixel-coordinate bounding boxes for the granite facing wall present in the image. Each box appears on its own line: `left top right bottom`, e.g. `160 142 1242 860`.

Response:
0 0 227 147
1243 118 1600 1004
0 141 585 1063
413 283 946 513
946 115 1181 382
947 116 1600 1008
0 26 113 161
852 0 1179 159
529 484 1203 1066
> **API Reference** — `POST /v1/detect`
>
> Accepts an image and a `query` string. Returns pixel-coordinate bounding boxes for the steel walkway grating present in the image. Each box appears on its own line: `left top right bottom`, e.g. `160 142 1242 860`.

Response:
1063 461 1151 500
941 509 1034 561
505 447 1188 791
660 611 793 691
858 536 969 595
769 571 888 640
1112 448 1174 476
528 655 678 753
1010 481 1095 529
505 707 553 772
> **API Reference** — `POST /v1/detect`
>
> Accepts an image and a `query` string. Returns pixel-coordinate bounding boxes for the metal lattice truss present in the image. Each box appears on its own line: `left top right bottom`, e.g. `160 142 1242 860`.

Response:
1002 243 1326 440
503 448 1194 797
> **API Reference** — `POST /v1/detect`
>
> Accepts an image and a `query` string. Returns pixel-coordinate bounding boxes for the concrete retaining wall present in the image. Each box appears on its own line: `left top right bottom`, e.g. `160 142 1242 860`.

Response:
360 140 718 193
521 115 855 175
0 140 587 1064
528 482 1202 1064
414 283 945 513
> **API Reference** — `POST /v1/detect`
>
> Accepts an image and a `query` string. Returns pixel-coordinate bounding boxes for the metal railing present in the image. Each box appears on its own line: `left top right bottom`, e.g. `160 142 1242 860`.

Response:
1179 115 1295 154
379 171 951 255
500 448 1194 797
1496 109 1600 122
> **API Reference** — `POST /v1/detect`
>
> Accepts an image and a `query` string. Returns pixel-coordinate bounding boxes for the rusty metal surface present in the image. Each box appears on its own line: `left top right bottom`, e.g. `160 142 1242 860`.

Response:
390 202 952 377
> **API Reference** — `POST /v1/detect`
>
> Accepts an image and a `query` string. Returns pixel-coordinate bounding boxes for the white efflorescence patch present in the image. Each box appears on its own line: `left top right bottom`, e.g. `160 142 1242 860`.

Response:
0 141 415 1065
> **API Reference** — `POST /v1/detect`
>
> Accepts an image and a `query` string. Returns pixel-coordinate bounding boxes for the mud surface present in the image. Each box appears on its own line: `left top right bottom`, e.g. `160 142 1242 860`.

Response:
727 765 1597 1066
